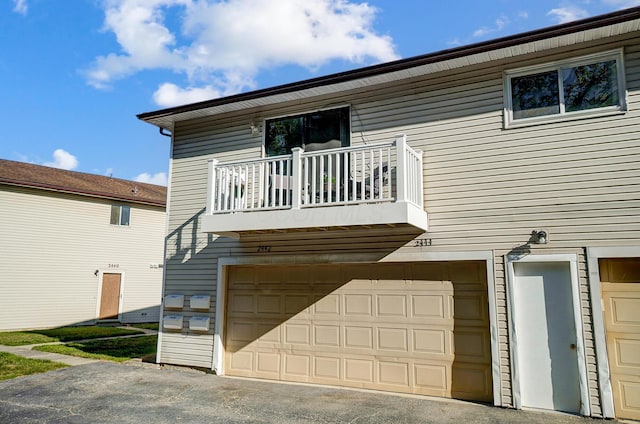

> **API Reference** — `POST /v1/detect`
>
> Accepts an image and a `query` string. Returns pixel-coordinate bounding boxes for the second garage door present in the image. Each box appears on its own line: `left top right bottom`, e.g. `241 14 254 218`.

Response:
224 261 492 401
600 258 640 421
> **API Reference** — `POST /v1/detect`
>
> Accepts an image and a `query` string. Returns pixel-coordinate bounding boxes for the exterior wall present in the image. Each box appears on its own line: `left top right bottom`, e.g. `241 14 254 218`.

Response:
0 185 165 331
159 30 640 414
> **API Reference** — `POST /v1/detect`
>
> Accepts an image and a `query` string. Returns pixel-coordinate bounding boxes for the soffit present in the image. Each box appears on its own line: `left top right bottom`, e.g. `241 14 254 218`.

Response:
138 13 640 131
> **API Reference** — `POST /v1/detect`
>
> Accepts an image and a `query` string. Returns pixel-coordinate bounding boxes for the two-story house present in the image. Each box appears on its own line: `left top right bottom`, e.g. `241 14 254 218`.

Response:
138 7 640 421
0 159 167 331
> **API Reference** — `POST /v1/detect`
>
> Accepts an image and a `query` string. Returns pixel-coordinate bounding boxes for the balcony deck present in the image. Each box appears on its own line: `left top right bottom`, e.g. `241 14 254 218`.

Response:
202 135 428 238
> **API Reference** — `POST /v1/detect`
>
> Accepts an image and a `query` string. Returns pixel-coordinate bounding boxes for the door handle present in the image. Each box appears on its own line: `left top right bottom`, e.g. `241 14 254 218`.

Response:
570 343 576 350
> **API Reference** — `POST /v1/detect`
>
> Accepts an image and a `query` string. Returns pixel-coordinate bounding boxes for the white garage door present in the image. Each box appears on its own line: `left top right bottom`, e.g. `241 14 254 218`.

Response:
600 258 640 421
224 261 492 401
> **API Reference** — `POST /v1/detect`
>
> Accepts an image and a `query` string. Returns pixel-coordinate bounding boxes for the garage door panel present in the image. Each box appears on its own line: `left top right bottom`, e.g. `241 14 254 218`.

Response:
617 379 640 417
452 363 493 401
454 328 492 363
314 325 340 347
283 354 311 379
344 294 373 316
413 328 449 354
344 357 375 383
414 363 449 392
225 262 491 401
377 327 409 352
344 326 374 349
314 355 341 380
600 258 640 421
454 294 489 323
609 335 640 371
412 294 450 319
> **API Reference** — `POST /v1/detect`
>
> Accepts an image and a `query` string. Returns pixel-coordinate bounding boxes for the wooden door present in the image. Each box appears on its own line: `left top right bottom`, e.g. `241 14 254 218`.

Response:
99 273 121 320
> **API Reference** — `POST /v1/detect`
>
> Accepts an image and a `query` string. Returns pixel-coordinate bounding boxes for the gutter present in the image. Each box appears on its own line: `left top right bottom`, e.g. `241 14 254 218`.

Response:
137 7 640 122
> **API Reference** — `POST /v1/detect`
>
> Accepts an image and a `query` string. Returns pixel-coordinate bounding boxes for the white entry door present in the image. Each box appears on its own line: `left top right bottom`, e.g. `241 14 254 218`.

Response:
511 260 583 413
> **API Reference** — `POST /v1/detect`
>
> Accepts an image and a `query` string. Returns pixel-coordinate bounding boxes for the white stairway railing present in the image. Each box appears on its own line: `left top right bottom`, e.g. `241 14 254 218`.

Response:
206 134 423 215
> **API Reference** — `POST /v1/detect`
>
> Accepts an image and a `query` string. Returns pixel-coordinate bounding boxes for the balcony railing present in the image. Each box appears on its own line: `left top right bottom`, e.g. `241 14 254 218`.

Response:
203 134 428 236
207 134 422 212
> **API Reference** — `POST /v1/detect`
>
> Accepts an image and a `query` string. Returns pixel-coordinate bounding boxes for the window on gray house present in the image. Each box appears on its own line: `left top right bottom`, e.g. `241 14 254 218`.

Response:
265 107 350 156
505 50 624 125
110 205 130 226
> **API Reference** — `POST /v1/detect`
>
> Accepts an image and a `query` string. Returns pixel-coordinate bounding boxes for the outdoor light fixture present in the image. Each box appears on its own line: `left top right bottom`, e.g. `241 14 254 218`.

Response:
530 230 548 244
94 269 99 276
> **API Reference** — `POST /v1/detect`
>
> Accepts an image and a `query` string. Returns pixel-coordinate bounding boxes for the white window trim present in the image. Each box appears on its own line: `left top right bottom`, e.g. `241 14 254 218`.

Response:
503 49 627 129
111 204 131 227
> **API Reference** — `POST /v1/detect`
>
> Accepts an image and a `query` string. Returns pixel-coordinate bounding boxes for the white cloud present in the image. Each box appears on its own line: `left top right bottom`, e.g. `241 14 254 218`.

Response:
12 0 27 15
43 149 79 170
153 82 223 107
472 15 509 38
547 7 589 24
134 171 168 186
85 0 399 106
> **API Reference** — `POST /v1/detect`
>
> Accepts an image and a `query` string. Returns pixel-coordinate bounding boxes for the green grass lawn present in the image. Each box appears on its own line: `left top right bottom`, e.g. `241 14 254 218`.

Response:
34 335 158 362
128 322 159 331
0 352 68 380
0 326 145 346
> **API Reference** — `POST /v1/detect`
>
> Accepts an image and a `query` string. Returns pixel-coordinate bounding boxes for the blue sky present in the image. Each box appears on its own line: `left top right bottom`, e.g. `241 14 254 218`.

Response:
2 0 639 186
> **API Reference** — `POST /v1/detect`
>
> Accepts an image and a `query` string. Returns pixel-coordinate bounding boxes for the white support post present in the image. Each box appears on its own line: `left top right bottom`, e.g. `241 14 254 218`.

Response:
415 149 424 207
206 158 218 214
291 147 303 210
395 134 407 203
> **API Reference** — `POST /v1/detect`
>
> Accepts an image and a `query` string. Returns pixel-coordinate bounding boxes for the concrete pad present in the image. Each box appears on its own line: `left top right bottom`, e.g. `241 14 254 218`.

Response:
0 362 616 424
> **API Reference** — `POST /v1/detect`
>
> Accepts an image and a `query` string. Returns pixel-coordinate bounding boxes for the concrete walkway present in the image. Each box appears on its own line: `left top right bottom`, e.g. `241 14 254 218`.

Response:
0 326 157 366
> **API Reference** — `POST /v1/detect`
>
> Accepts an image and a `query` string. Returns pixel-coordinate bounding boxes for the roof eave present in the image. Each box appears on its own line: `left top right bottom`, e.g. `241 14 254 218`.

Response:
137 6 640 130
0 179 166 208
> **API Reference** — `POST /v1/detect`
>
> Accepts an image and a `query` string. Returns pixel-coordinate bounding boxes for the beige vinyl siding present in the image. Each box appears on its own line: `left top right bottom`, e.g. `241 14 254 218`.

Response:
0 186 165 331
159 31 639 413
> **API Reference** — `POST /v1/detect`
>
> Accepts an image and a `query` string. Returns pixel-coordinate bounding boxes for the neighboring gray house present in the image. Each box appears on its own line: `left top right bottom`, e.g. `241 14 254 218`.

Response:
0 159 167 331
138 8 640 421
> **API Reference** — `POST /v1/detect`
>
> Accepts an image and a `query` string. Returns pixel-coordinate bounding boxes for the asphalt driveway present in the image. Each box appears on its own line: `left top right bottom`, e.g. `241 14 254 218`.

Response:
0 361 611 424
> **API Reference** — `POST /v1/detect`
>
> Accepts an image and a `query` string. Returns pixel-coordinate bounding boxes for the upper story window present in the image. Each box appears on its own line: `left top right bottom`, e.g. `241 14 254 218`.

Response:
110 205 130 226
504 50 626 127
265 107 350 156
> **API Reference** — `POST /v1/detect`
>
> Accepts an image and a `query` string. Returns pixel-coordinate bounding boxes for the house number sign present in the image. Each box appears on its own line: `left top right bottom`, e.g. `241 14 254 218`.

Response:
257 246 271 253
414 238 433 247
108 263 120 268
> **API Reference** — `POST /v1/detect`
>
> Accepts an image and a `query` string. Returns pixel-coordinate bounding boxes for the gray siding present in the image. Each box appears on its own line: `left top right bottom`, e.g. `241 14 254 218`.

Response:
160 31 639 413
0 186 165 330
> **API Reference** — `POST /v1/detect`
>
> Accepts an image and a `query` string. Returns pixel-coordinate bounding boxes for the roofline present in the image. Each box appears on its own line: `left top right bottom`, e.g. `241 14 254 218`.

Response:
138 6 640 122
0 178 166 208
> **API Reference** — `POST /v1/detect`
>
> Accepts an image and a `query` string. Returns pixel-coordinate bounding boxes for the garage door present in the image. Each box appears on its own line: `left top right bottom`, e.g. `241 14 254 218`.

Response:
600 258 640 421
224 261 492 401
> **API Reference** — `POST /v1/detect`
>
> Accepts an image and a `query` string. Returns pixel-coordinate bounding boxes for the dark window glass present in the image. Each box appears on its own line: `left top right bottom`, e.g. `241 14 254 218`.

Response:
563 60 618 112
110 205 130 226
110 205 120 225
265 107 349 156
511 71 560 120
120 206 130 226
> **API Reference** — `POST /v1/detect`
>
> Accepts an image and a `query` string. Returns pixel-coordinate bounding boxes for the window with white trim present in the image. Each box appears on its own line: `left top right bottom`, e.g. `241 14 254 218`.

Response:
504 50 626 126
110 205 130 226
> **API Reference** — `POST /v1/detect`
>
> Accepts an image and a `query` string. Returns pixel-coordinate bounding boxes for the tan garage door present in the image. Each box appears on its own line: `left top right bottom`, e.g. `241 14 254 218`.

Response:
600 258 640 421
224 261 492 401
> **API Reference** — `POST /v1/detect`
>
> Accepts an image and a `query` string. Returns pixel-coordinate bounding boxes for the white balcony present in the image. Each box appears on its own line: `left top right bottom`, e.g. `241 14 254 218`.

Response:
202 134 428 238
